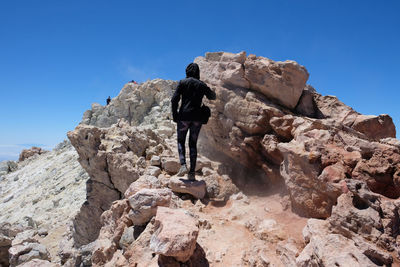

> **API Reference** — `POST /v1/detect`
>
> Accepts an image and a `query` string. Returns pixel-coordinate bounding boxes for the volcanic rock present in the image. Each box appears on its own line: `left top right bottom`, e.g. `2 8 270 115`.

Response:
81 79 177 128
9 242 50 267
124 175 161 199
352 114 396 140
91 199 131 266
296 234 376 267
7 50 399 266
19 147 47 162
161 157 181 174
196 51 308 109
67 119 165 245
0 160 17 176
150 207 199 262
168 177 206 199
18 259 59 267
127 188 172 226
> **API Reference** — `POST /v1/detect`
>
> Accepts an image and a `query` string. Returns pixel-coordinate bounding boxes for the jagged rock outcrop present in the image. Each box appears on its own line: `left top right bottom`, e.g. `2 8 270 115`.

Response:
81 79 177 128
66 112 237 250
298 179 399 266
18 147 47 162
279 127 400 218
195 52 396 188
195 51 309 109
67 119 168 246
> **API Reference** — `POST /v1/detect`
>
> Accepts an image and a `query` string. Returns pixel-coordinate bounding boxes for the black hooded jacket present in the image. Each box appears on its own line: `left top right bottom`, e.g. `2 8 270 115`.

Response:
171 63 216 122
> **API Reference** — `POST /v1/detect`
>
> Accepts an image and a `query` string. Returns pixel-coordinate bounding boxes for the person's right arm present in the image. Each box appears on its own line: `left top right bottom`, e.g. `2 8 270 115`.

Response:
171 82 182 122
202 82 216 100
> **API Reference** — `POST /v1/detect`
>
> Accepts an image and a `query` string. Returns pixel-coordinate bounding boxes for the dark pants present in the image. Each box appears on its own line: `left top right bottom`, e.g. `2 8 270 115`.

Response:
177 121 202 172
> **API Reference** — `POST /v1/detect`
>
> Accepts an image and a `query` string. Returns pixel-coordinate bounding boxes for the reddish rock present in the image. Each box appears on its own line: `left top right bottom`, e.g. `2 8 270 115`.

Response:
19 147 46 162
270 115 295 141
91 199 132 266
352 114 396 140
150 207 199 262
352 149 400 198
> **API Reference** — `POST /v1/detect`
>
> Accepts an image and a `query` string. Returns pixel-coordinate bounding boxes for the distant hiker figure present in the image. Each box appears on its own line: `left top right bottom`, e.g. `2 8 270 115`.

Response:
106 96 111 105
171 63 216 180
130 80 138 84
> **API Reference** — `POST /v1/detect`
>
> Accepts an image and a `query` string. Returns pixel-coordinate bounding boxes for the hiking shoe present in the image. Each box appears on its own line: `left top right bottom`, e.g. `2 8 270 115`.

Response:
188 172 196 181
177 165 188 177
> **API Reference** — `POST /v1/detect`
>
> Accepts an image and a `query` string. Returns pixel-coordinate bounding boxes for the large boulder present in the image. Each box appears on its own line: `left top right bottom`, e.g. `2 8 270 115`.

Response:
279 129 342 218
195 51 309 109
150 207 199 262
352 114 396 141
296 234 377 267
195 52 290 171
127 188 172 226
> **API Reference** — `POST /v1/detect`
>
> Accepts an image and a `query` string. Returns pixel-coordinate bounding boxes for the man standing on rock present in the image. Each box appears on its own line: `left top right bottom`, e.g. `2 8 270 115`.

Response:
171 63 216 180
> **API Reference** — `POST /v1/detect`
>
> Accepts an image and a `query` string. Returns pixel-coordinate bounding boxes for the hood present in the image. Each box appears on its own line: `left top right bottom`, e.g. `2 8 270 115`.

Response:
185 63 200 79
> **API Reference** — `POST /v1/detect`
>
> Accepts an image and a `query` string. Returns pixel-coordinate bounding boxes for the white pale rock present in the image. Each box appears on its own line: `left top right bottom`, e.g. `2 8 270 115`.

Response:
296 234 376 267
150 155 161 166
144 166 161 177
9 242 50 267
18 259 60 267
150 207 199 262
80 79 178 128
118 226 135 250
168 177 206 199
12 229 38 246
128 188 172 225
124 175 161 198
276 239 299 266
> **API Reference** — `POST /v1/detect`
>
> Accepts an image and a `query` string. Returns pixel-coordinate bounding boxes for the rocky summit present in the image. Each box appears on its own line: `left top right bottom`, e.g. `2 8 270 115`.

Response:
1 51 400 266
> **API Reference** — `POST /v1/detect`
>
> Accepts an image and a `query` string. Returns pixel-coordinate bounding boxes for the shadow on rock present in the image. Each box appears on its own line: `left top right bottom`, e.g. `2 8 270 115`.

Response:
158 243 209 267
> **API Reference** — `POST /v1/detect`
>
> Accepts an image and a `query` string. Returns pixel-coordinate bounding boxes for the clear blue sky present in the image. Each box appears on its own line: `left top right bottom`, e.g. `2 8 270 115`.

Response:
1 0 399 161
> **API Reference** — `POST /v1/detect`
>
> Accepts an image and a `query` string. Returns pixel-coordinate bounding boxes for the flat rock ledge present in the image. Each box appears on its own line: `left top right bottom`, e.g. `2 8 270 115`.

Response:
168 177 207 199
